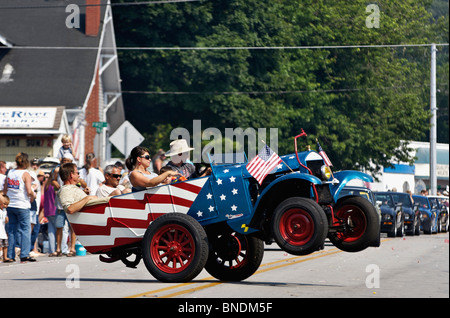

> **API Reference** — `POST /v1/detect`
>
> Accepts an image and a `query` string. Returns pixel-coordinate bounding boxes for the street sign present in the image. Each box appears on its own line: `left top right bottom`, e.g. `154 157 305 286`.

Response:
109 120 144 156
92 121 108 133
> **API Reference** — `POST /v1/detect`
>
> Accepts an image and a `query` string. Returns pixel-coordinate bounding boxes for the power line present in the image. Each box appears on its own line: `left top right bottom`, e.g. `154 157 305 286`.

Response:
121 83 449 96
1 43 448 51
0 0 202 10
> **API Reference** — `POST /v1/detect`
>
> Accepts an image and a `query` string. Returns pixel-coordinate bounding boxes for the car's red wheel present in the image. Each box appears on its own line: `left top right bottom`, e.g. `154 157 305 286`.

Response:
150 224 196 274
142 213 208 282
328 196 380 252
271 197 328 255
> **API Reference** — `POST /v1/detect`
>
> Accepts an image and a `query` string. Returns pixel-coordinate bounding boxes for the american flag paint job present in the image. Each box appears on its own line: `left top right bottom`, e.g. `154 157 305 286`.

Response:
68 177 208 254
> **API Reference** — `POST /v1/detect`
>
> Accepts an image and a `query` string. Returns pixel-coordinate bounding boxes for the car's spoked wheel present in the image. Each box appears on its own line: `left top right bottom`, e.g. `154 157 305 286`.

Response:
142 213 208 283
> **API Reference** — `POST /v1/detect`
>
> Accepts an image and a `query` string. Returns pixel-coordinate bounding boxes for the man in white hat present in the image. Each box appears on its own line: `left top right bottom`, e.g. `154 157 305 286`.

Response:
165 139 210 179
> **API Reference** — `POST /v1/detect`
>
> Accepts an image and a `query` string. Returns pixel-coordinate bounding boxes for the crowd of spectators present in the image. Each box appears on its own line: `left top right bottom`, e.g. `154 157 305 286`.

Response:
0 137 203 263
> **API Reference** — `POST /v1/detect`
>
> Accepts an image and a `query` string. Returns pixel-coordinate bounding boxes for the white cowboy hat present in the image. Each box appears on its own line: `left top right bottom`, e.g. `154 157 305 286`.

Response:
165 139 194 157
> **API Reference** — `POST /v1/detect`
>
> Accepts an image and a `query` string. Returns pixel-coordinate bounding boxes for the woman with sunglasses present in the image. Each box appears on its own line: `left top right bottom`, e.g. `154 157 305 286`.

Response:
125 146 180 192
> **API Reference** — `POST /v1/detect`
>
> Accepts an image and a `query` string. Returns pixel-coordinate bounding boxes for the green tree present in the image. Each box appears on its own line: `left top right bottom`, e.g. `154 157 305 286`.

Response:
111 0 446 174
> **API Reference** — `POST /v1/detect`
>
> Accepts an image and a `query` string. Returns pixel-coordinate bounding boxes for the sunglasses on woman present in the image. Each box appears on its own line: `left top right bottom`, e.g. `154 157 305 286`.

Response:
140 155 151 160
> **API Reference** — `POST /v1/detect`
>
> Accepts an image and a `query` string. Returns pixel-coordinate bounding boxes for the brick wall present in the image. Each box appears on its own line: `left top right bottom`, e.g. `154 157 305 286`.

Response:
84 68 100 155
85 0 101 37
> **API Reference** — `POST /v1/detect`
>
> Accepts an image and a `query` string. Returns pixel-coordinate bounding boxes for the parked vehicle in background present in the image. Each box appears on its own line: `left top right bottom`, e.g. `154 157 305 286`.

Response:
427 195 449 232
374 192 405 237
38 157 60 174
412 195 438 234
390 192 421 236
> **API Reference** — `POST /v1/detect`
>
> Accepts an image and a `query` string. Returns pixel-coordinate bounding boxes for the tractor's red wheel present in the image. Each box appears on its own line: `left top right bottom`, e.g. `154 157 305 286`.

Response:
328 196 380 252
279 208 315 246
272 197 328 255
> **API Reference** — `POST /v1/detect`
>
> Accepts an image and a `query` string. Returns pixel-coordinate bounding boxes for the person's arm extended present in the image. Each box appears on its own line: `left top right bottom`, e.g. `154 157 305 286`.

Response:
130 170 180 188
66 195 97 214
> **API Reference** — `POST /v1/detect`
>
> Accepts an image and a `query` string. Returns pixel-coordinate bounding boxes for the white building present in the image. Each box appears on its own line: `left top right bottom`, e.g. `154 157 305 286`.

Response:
370 141 449 194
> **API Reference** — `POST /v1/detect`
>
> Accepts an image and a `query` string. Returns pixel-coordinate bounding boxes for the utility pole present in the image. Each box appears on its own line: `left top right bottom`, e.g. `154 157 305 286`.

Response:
430 43 437 195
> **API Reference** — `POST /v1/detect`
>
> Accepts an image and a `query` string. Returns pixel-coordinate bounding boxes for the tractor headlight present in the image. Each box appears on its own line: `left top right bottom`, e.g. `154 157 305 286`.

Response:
320 165 332 180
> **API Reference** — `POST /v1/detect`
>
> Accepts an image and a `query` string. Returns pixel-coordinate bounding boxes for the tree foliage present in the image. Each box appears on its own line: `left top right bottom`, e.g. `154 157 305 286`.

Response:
111 0 448 173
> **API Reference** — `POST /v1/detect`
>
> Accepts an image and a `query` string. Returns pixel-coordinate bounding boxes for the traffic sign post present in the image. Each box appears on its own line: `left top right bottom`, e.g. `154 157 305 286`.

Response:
109 120 144 156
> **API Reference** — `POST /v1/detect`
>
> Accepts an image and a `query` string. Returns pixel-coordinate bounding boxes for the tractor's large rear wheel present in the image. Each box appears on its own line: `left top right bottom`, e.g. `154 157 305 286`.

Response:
271 197 328 256
328 196 380 252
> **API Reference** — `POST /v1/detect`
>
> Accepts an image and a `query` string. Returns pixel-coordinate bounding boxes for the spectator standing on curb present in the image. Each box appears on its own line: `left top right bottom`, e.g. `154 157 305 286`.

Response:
2 152 36 262
44 174 58 256
79 152 104 196
1 194 14 263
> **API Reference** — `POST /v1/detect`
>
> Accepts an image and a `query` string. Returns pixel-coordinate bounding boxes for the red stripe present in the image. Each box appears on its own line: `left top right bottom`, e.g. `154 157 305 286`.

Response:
110 197 147 210
171 181 202 194
80 203 109 214
146 193 194 208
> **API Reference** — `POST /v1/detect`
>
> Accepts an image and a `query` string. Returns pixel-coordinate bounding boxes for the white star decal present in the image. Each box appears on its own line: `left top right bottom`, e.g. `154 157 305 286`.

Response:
277 163 283 169
223 169 229 173
229 176 236 183
220 194 226 201
206 193 212 199
197 211 203 217
231 205 237 211
216 178 223 185
232 188 238 195
208 206 214 212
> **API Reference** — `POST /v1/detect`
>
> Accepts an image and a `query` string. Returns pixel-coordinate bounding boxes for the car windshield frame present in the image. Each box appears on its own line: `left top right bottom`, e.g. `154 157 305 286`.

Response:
390 193 413 208
413 196 430 209
374 193 395 208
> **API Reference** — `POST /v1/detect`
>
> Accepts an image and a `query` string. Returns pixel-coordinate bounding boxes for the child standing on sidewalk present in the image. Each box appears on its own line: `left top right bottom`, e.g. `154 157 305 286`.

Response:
0 194 14 262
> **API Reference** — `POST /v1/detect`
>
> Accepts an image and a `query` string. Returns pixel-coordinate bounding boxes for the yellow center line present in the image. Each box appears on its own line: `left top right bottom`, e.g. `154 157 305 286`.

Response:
126 238 391 298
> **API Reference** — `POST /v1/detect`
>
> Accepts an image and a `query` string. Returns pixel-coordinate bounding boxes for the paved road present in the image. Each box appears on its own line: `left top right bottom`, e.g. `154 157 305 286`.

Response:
1 232 448 299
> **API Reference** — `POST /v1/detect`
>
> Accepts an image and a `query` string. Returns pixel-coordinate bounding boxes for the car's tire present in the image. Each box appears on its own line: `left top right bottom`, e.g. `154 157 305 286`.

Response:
205 232 264 282
271 197 328 256
414 217 421 236
397 219 405 237
328 196 380 252
387 219 397 238
142 213 208 283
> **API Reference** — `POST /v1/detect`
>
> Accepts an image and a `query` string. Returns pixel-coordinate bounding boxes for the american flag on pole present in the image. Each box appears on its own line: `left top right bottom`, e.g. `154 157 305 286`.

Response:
317 140 332 167
246 144 282 185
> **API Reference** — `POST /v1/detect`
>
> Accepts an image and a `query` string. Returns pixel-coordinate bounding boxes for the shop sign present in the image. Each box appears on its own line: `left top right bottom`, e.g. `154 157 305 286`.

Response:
0 107 57 129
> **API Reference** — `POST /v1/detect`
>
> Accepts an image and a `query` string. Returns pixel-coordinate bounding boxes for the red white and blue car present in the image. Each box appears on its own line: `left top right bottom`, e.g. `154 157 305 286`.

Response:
71 132 380 282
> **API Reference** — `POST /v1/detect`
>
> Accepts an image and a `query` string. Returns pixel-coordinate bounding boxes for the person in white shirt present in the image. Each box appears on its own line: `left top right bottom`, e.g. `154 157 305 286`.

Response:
2 152 36 262
96 165 131 198
79 153 104 196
